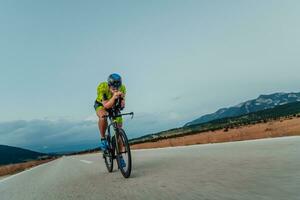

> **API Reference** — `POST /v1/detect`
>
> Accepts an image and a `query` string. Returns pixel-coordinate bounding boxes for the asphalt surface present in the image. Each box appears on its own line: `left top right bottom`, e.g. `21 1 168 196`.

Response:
1 136 299 200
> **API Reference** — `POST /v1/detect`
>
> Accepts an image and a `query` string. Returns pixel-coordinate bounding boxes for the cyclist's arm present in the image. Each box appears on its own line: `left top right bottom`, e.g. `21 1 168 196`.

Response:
100 86 125 109
120 86 126 107
121 96 125 108
102 92 123 109
102 98 116 109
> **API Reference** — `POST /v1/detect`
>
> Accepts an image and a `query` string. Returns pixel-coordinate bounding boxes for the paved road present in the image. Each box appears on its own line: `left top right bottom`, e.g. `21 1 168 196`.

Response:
1 136 299 200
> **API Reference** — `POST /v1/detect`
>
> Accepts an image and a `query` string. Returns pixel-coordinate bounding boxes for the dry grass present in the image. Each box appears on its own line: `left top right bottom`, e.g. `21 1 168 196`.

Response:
131 117 300 150
0 158 56 177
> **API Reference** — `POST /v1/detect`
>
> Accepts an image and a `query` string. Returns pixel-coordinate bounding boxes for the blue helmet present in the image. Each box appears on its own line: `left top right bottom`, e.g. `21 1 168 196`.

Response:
107 73 122 88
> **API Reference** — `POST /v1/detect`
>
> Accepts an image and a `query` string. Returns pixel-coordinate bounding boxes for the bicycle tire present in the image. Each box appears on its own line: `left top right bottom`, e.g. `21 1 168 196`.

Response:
116 129 132 178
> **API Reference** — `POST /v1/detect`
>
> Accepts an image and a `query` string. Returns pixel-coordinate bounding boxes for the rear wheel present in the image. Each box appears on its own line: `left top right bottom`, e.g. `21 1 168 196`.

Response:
103 136 114 172
116 129 132 178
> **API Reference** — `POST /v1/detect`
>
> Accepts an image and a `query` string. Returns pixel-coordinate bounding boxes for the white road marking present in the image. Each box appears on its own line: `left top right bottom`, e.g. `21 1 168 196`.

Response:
79 160 93 164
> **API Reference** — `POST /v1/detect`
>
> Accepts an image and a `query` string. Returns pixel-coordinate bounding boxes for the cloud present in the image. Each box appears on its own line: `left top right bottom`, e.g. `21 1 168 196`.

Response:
171 96 182 101
0 111 190 153
0 119 99 153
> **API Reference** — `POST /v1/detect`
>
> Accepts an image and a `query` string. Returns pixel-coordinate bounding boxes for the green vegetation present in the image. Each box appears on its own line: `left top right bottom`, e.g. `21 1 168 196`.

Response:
129 101 300 145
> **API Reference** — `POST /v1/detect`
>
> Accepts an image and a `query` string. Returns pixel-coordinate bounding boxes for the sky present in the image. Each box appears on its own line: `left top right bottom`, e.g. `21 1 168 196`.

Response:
0 0 299 153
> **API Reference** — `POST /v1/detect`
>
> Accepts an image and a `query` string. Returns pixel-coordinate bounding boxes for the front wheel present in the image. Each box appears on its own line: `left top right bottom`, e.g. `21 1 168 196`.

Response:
116 129 132 178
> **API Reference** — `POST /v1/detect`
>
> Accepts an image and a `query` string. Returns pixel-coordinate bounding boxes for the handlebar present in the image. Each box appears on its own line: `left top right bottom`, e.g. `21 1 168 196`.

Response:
102 112 134 119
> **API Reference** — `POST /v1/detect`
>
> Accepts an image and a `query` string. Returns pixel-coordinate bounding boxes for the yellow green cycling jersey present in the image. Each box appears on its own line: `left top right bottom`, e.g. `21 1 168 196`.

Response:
95 82 126 123
96 82 126 103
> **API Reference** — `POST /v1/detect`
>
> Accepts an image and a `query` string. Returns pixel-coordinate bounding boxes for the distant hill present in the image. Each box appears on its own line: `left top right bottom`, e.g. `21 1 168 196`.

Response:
0 145 48 165
130 101 300 145
185 92 300 126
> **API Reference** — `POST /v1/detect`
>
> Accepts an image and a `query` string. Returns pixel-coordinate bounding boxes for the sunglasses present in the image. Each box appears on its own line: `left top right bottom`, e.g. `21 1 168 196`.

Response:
110 86 120 90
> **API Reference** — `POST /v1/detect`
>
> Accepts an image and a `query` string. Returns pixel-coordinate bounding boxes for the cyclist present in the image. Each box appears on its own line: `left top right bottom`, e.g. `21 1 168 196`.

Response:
94 73 126 152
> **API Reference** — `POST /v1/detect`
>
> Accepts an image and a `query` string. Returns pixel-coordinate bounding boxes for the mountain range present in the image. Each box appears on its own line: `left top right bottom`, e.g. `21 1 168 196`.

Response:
185 92 300 126
0 145 47 165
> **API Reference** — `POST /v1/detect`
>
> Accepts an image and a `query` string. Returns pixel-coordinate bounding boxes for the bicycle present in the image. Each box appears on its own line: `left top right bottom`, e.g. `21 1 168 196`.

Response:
102 99 134 178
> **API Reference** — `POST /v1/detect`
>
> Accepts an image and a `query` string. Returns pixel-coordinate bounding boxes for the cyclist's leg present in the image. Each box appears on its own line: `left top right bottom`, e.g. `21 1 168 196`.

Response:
115 116 123 128
115 117 125 152
96 107 108 139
